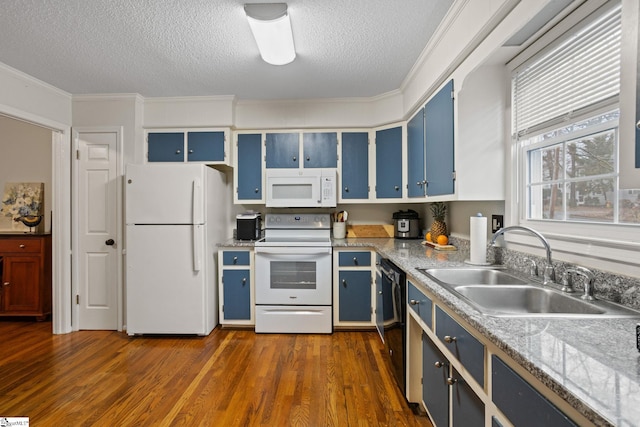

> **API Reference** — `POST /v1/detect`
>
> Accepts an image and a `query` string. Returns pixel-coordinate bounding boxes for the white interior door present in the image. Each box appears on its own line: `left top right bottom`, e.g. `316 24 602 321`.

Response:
75 130 119 330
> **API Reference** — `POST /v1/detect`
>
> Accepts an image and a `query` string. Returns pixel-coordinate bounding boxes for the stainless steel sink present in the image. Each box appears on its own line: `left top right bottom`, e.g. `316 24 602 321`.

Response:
416 267 640 318
455 285 605 316
419 268 529 286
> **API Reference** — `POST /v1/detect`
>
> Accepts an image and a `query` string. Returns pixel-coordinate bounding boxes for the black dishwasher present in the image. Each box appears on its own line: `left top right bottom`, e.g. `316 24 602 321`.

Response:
378 258 406 396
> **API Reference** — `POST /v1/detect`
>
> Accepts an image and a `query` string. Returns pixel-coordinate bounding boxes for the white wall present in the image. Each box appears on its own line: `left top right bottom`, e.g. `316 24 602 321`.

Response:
0 61 73 334
72 94 144 165
0 62 71 126
0 115 52 232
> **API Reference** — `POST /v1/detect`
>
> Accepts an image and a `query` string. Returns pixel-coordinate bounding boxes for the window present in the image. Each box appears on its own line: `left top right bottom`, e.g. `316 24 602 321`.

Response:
512 2 639 228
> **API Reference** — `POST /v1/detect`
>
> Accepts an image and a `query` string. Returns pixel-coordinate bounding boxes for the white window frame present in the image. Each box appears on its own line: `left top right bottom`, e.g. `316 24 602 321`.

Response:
505 0 640 277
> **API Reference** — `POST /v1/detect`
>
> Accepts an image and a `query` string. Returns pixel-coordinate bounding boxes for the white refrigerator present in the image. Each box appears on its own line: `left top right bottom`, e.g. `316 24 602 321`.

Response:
125 163 230 335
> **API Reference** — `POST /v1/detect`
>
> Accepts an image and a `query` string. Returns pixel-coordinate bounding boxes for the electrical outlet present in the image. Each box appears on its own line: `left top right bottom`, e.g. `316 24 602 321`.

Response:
491 215 503 233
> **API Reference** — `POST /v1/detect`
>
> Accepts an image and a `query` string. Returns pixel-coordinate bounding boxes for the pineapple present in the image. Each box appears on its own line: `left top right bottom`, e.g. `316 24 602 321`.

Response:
429 202 448 240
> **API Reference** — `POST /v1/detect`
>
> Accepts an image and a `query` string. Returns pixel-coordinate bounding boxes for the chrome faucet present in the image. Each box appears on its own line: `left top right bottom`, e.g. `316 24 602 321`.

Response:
564 266 596 300
523 257 538 279
490 226 555 285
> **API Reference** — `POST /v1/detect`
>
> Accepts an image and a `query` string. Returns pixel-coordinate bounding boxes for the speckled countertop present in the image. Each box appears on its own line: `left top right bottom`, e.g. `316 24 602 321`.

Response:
220 237 640 426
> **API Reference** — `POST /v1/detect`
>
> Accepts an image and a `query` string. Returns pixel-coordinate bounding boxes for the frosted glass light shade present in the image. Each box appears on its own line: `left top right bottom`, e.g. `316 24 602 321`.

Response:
245 3 296 65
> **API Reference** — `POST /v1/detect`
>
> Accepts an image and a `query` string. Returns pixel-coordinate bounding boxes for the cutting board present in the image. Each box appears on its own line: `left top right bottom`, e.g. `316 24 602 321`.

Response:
422 240 457 251
346 224 395 238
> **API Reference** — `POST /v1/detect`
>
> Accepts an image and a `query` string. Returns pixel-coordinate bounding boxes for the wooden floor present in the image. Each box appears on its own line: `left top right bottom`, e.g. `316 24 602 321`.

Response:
0 320 432 427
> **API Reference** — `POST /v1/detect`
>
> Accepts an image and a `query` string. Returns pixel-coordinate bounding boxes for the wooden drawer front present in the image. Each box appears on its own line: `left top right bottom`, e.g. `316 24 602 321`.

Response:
435 306 485 387
222 251 250 266
0 239 42 253
338 251 371 267
492 356 577 427
408 281 432 328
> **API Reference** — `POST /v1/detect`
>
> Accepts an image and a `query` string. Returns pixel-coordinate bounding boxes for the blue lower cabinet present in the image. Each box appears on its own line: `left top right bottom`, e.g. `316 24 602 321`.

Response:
222 251 250 266
338 271 371 321
423 332 449 427
408 281 432 328
222 269 251 320
338 251 371 267
492 355 577 427
435 306 485 388
451 367 484 427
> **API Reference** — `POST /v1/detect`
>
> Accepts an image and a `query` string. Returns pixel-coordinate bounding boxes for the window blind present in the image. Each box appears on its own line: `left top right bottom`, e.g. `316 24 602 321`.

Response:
513 4 621 137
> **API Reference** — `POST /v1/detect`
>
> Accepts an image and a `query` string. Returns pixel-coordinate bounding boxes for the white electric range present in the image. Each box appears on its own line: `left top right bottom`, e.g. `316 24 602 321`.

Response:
254 213 332 333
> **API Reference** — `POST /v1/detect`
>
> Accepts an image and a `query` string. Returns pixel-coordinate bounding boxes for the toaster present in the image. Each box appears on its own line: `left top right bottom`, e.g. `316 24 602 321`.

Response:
236 212 262 240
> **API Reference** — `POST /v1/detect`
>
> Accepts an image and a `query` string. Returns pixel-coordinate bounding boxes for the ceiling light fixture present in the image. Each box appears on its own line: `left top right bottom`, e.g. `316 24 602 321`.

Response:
244 3 296 66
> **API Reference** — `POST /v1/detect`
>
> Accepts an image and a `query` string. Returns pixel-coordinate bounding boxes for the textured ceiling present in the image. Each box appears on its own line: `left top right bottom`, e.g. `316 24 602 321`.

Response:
0 0 454 100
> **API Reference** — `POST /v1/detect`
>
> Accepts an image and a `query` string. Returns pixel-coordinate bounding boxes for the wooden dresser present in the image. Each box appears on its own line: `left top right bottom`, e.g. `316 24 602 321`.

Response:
0 233 52 320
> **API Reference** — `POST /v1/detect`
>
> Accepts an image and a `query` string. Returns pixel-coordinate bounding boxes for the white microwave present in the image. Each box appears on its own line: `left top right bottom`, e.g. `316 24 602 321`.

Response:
265 168 337 208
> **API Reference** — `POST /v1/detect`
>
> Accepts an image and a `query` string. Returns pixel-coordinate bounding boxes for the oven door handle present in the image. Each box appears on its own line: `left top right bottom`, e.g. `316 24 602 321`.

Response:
254 246 332 255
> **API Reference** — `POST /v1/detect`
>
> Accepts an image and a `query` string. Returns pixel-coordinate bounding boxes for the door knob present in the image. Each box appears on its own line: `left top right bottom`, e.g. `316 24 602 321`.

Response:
105 239 115 246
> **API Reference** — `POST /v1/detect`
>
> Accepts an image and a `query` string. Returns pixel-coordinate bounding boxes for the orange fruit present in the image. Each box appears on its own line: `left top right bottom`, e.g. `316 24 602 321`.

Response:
425 232 432 242
437 235 449 245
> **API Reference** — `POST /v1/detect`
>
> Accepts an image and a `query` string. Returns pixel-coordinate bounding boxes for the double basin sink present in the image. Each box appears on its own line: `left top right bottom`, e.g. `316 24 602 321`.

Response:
416 267 640 318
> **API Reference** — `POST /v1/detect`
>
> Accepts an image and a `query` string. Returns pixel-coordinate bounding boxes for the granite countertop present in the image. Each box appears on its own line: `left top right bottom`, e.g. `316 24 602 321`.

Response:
220 237 640 426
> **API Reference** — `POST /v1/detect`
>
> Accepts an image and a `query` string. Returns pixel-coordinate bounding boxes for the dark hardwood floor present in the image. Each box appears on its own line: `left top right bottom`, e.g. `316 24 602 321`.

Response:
0 320 432 426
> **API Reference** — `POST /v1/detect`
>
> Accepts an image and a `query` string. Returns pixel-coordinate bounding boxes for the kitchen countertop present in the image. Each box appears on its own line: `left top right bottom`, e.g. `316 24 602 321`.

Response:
220 237 640 426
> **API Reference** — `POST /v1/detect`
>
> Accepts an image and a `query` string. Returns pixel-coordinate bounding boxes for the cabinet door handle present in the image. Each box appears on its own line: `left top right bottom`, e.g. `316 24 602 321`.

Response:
342 279 347 287
242 278 247 285
394 185 399 191
409 299 419 305
176 150 181 154
188 149 194 154
254 188 259 193
444 335 457 343
434 361 446 369
352 257 358 265
446 377 457 385
378 291 383 295
19 244 26 248
306 156 310 161
292 156 297 162
3 282 9 286
233 256 238 264
344 187 349 192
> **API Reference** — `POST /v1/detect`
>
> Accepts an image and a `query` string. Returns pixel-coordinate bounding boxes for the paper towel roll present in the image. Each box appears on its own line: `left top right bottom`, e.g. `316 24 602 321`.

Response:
469 214 487 265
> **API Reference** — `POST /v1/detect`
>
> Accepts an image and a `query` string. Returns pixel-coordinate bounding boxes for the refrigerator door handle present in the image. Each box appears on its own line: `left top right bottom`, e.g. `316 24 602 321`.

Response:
192 178 203 224
193 224 202 271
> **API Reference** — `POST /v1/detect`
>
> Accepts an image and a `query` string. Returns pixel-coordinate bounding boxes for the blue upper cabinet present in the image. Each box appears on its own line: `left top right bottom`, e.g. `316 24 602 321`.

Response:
187 131 225 162
236 133 263 201
425 79 455 196
147 128 230 165
303 132 338 168
341 132 369 199
407 108 426 197
265 133 299 168
375 126 403 199
148 132 184 162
